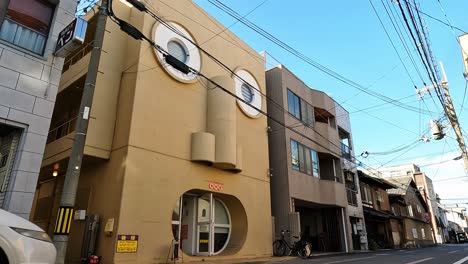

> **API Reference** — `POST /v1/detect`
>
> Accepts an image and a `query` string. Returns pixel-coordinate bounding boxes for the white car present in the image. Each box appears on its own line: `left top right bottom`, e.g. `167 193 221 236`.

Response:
0 209 56 264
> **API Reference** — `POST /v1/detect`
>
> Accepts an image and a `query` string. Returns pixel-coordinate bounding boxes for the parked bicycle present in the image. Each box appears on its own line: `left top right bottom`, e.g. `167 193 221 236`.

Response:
273 230 312 258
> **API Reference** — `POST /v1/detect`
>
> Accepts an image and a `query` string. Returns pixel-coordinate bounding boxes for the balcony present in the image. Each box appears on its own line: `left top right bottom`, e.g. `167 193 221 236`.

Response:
346 188 358 206
62 40 94 72
46 117 77 144
341 142 352 161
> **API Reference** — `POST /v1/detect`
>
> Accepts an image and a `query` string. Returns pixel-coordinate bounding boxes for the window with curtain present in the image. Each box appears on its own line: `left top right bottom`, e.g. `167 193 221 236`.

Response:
0 0 54 54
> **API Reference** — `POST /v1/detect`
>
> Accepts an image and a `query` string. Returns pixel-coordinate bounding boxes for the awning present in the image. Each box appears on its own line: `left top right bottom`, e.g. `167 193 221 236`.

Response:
363 207 392 219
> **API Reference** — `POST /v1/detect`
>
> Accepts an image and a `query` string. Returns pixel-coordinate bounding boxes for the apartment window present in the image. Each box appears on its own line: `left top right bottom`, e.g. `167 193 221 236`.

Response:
421 228 425 239
287 89 301 119
391 206 396 215
300 99 314 127
0 0 55 54
376 190 382 209
408 205 414 217
311 149 319 177
416 204 421 213
287 89 314 127
360 183 373 205
290 139 319 177
291 140 299 170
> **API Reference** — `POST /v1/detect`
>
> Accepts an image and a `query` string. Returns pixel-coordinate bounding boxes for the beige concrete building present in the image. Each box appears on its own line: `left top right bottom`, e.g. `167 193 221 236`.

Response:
29 1 272 263
266 65 367 252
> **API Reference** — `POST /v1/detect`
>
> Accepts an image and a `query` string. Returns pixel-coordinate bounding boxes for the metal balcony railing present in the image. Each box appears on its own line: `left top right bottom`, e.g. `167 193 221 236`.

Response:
46 117 78 144
62 40 94 72
346 188 358 206
341 142 352 161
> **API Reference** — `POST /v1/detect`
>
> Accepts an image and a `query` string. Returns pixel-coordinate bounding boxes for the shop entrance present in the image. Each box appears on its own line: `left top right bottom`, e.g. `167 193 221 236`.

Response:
172 192 231 256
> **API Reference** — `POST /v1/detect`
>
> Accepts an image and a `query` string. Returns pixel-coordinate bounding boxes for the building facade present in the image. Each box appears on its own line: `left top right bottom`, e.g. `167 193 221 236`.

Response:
266 65 367 253
0 0 75 219
388 176 434 247
358 170 399 249
29 1 272 263
379 164 441 243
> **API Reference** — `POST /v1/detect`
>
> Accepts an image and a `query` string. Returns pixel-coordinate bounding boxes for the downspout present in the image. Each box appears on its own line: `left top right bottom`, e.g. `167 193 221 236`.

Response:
341 208 349 253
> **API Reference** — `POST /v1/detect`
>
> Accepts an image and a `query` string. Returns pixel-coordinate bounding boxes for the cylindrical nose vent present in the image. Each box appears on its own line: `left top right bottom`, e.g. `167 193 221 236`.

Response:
207 76 237 169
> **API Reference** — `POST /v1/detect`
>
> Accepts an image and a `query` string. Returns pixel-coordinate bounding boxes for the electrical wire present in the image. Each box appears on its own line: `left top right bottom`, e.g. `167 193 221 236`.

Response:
369 0 417 87
107 0 445 201
206 0 436 116
408 3 466 34
384 0 425 84
119 0 435 157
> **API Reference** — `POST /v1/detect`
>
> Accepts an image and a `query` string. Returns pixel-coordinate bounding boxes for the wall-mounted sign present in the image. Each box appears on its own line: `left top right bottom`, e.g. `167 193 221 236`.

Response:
55 18 87 57
208 182 223 191
116 235 139 253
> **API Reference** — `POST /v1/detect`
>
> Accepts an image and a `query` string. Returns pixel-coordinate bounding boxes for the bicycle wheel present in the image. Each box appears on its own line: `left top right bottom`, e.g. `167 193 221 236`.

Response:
273 240 287 256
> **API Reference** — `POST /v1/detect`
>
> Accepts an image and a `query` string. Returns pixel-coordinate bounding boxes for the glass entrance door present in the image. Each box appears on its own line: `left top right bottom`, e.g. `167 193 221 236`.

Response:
174 192 231 256
197 194 212 255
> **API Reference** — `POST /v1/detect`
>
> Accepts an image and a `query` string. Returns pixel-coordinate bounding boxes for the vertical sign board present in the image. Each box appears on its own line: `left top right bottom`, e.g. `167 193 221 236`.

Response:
55 18 88 58
116 235 139 253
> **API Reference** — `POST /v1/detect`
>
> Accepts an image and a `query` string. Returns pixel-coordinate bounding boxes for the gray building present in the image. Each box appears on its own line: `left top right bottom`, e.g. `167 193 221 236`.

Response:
266 64 367 252
0 0 75 219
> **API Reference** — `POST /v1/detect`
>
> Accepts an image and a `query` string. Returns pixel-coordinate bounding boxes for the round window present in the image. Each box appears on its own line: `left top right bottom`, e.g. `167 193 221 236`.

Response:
234 69 262 118
153 22 201 83
167 40 188 63
241 83 254 103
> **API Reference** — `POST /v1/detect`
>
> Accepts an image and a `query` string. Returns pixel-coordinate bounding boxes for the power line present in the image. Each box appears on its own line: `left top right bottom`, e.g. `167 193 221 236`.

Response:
206 0 436 116
108 0 439 200
408 2 467 34
369 0 417 87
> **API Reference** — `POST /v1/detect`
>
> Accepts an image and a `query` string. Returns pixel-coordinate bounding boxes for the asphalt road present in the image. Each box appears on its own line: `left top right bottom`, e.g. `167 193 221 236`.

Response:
269 244 468 264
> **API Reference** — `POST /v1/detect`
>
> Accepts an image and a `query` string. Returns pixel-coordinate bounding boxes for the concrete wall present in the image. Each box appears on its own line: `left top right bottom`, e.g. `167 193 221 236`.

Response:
34 0 273 262
0 0 75 218
266 65 353 251
266 67 291 238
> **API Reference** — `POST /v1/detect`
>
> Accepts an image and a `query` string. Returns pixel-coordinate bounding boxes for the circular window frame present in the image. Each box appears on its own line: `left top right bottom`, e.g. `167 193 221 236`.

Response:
233 69 262 118
153 21 201 83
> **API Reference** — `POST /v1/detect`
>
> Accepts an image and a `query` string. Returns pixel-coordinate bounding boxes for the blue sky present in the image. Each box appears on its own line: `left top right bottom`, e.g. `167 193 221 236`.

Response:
193 0 468 203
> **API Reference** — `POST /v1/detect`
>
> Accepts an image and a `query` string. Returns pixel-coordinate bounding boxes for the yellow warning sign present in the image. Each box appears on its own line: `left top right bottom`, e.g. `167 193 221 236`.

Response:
116 235 139 253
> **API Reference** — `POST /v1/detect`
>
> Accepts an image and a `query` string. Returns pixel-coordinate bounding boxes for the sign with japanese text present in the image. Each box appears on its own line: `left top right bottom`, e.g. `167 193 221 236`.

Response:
116 235 139 253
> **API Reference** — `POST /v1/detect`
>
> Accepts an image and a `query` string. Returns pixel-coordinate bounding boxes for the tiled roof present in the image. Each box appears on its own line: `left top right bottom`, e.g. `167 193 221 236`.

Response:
386 176 413 195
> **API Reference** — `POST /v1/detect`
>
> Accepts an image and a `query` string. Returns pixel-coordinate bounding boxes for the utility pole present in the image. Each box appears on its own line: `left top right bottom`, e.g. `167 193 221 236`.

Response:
53 0 108 263
439 62 468 173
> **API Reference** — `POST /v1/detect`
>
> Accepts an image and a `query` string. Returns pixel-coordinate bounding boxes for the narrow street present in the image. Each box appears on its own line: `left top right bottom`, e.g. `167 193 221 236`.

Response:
270 244 468 264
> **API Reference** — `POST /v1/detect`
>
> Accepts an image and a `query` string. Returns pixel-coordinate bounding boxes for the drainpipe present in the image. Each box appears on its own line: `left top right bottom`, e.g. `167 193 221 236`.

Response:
341 208 349 253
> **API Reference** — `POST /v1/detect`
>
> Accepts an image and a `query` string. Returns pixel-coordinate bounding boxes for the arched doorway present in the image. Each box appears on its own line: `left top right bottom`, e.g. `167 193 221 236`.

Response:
172 192 232 256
